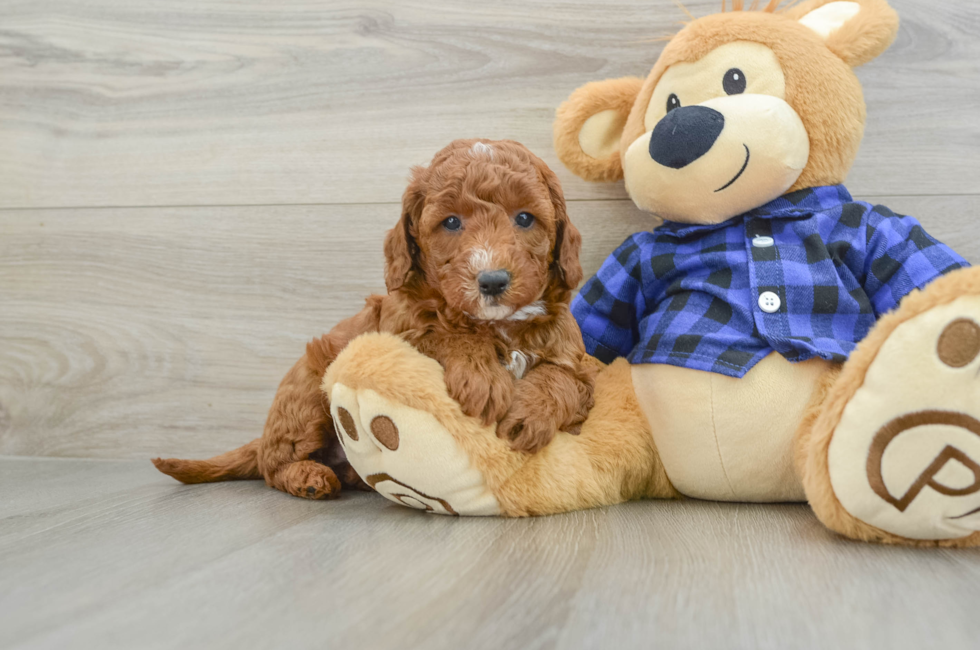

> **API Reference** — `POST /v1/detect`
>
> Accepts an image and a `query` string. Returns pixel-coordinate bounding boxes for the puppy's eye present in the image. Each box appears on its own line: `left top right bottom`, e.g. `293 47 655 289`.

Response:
667 93 681 113
723 68 746 95
442 216 462 232
515 212 536 229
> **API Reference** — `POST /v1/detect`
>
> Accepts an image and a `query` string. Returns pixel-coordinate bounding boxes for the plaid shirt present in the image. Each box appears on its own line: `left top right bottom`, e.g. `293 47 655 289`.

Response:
572 185 969 377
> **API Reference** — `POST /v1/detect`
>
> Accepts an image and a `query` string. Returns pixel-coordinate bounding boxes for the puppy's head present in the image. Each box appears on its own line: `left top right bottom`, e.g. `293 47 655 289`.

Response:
384 139 582 321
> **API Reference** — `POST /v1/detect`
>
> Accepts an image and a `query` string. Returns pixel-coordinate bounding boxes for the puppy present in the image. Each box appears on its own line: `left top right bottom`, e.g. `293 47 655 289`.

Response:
154 139 596 500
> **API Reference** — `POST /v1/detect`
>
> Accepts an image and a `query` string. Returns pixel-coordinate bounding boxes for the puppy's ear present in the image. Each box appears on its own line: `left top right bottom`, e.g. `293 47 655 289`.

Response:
384 166 426 292
540 164 583 290
554 77 645 183
787 0 899 67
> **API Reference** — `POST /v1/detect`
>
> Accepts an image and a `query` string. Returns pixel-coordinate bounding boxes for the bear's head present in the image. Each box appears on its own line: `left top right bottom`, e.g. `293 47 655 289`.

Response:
554 0 899 224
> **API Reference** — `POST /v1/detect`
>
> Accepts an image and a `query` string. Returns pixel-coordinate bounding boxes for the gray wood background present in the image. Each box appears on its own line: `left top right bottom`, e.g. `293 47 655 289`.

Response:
2 0 979 460
3 458 980 650
3 3 980 650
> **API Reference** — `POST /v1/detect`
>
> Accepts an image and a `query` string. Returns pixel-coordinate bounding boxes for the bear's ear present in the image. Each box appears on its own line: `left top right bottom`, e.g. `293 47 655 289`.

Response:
553 77 645 182
787 0 899 67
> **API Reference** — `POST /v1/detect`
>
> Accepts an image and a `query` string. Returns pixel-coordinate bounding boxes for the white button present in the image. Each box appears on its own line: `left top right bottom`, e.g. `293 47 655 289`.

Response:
752 235 775 248
758 291 781 313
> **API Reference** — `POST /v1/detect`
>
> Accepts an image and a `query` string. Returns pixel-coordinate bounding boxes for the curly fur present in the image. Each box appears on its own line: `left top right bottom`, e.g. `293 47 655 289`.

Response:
324 336 679 516
153 139 596 499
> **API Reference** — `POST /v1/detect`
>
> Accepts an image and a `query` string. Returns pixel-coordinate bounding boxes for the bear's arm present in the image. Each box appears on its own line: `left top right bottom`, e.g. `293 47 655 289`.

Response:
857 205 970 317
571 235 651 364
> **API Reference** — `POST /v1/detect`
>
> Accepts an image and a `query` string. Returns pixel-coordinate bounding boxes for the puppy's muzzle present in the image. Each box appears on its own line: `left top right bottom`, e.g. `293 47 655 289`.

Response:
477 269 511 298
649 106 725 169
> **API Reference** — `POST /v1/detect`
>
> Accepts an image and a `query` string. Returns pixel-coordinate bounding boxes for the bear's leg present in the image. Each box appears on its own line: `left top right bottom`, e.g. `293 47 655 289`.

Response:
323 333 677 517
798 267 980 546
492 353 679 516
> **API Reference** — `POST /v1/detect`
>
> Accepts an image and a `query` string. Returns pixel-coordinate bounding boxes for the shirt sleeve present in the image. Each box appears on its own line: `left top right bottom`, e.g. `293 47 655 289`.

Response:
571 235 647 364
860 205 970 316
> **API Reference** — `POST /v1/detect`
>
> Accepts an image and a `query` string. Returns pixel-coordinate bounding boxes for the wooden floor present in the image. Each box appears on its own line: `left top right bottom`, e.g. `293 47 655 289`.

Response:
2 0 980 647
2 456 980 650
2 0 980 460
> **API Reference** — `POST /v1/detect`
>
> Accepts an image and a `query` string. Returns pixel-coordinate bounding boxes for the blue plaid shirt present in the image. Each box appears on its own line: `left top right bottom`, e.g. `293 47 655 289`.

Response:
572 185 969 377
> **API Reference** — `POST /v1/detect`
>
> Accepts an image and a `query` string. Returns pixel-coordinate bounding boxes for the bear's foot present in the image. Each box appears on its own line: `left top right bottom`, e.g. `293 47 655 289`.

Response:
324 332 677 518
324 333 504 516
808 267 980 545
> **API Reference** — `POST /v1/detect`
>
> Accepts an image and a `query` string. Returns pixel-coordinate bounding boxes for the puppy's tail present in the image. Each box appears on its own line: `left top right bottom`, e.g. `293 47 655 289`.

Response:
152 439 262 484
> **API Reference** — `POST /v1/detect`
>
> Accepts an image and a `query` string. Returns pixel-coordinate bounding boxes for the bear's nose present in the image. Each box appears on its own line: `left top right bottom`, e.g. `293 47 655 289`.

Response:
478 270 511 297
649 106 725 169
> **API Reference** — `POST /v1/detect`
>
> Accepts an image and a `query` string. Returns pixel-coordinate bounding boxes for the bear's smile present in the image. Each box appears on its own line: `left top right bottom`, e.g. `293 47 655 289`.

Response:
716 144 751 193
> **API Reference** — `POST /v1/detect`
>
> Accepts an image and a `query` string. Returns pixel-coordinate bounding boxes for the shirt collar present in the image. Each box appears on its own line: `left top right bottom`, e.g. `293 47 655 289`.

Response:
654 185 854 238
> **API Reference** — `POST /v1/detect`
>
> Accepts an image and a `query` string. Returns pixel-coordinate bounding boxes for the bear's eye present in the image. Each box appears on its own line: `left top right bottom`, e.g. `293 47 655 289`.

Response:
514 212 535 229
442 216 462 231
723 68 746 95
666 93 681 113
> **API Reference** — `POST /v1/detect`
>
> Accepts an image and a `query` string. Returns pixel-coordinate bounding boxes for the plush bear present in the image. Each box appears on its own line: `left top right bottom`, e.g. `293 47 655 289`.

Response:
324 0 980 546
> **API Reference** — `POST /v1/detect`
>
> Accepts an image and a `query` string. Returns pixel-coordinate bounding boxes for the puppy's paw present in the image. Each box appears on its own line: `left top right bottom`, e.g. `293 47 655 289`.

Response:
445 360 514 426
276 460 342 500
497 402 558 454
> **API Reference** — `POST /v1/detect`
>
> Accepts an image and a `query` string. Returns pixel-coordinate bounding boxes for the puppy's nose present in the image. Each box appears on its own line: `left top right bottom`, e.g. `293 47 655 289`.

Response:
649 106 725 169
478 270 511 297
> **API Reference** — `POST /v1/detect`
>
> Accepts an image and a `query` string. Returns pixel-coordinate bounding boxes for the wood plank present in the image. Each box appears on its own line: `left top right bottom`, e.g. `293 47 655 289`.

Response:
2 457 980 650
1 0 978 208
0 200 650 458
1 196 977 459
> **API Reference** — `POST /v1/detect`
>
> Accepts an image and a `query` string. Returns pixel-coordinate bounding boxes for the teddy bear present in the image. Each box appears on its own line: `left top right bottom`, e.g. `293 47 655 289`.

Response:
323 0 980 546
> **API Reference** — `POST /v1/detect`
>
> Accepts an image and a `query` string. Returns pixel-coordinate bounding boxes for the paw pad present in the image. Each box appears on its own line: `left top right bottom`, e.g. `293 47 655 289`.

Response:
370 416 399 450
829 296 980 540
937 318 980 368
337 407 358 441
328 382 500 516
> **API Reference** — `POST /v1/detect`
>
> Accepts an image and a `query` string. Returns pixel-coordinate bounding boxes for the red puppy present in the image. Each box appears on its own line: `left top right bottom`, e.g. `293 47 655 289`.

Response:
154 139 596 499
